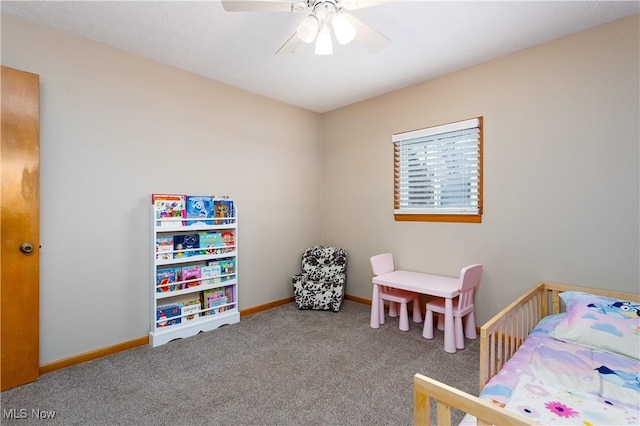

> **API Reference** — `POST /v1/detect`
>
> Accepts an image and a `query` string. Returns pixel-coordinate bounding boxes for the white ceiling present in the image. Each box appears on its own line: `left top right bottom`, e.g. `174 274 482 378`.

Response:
2 0 639 113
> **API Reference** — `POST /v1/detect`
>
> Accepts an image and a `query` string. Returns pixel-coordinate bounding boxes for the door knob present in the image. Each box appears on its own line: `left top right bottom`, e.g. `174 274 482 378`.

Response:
19 242 34 254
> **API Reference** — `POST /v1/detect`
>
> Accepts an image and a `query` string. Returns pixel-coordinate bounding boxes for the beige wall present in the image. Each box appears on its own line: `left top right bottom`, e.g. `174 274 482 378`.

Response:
2 12 638 365
2 14 323 364
322 14 639 324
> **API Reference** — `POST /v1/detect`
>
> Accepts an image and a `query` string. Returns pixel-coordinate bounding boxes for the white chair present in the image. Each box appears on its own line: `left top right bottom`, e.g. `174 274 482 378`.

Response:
422 264 483 350
370 253 423 331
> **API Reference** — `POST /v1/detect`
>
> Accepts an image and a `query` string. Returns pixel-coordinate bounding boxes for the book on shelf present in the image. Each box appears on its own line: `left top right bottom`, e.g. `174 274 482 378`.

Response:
173 233 200 259
201 264 221 286
156 267 181 293
181 299 201 321
202 289 228 315
213 198 234 225
207 260 222 276
218 258 236 281
186 195 214 226
155 235 173 260
223 284 235 303
156 304 181 328
181 264 202 289
152 194 186 227
220 230 235 253
199 232 225 255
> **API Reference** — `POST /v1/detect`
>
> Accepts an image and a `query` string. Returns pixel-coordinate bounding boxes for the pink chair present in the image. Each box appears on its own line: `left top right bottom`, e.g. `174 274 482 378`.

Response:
370 253 423 331
422 264 483 350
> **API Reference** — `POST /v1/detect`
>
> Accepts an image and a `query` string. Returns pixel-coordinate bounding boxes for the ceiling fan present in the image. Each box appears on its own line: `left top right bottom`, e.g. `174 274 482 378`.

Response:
221 0 392 55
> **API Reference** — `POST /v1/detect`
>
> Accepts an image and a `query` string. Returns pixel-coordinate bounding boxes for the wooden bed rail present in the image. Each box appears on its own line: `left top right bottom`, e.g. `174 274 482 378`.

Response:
478 282 545 391
413 374 534 426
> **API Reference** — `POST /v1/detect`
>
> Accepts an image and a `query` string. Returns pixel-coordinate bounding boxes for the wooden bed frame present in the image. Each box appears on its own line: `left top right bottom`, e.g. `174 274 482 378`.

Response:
413 281 640 426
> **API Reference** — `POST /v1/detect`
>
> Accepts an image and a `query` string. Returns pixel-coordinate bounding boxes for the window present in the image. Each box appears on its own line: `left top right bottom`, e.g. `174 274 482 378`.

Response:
392 117 483 223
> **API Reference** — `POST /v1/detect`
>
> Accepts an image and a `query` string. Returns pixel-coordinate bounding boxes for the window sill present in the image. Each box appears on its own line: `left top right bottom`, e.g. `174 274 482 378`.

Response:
393 213 482 223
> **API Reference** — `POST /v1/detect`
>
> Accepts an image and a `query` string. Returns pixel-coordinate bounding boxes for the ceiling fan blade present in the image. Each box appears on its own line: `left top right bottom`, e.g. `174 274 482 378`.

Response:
221 0 306 12
340 0 393 11
350 15 390 53
276 32 303 54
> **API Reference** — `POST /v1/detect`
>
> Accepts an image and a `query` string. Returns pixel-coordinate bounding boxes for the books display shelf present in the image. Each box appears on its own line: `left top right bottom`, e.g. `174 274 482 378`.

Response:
149 206 239 347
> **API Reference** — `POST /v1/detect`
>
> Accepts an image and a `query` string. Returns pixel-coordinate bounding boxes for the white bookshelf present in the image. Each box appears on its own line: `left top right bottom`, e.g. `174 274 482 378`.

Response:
149 204 239 347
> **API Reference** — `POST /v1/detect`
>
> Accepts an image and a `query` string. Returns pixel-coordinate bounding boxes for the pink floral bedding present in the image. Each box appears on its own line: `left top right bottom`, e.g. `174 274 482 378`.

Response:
461 314 640 425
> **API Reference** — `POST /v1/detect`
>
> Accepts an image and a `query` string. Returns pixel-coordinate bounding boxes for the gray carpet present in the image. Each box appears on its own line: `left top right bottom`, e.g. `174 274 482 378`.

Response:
1 300 479 425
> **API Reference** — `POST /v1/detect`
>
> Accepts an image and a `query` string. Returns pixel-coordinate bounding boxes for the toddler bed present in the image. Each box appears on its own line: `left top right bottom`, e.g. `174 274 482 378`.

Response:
413 281 640 425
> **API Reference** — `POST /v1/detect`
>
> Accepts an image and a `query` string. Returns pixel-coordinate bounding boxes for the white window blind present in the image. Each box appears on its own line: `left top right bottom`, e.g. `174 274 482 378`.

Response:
393 117 482 217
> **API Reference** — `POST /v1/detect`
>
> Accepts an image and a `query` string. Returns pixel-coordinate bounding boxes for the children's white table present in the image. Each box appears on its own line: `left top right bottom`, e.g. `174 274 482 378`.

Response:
370 270 460 353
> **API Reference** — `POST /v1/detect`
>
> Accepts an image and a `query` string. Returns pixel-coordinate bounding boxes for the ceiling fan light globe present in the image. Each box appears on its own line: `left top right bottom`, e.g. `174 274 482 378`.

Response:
332 13 356 45
297 15 319 43
315 24 333 55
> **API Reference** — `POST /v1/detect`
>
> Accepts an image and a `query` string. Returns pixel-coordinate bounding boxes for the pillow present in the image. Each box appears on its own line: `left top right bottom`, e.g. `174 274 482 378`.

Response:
549 291 640 360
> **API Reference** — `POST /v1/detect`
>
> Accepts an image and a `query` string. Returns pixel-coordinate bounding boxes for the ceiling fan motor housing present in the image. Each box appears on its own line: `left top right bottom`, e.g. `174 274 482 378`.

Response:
221 0 391 55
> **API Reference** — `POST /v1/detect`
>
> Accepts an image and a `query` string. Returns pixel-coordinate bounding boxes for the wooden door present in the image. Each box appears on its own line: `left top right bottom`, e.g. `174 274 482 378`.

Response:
1 66 40 391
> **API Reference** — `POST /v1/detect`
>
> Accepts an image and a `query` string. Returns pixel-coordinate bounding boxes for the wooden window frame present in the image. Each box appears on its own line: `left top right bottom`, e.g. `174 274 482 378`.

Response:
393 117 483 223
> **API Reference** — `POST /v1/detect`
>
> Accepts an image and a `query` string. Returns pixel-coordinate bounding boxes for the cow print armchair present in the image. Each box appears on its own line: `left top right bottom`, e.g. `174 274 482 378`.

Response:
292 246 347 312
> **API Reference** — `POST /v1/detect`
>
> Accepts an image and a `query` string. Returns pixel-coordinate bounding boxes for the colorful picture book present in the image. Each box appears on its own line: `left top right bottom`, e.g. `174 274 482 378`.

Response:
199 232 224 255
152 194 186 227
220 231 235 253
181 265 202 289
201 264 221 286
173 233 200 258
218 258 236 281
186 195 214 225
156 304 181 328
181 300 201 321
155 235 173 260
202 289 228 315
156 267 181 292
223 284 235 304
213 198 234 225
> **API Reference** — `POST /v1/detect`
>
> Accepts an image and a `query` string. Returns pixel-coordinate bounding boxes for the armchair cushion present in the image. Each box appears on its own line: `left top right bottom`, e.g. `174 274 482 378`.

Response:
292 246 347 312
